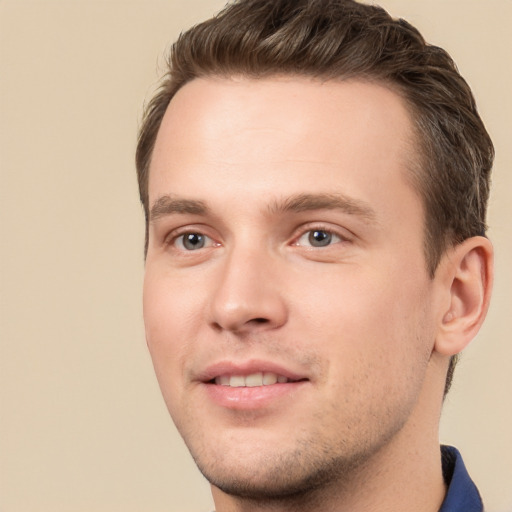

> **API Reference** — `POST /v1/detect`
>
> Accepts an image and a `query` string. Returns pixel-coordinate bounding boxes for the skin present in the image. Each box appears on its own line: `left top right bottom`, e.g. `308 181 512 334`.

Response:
143 77 493 512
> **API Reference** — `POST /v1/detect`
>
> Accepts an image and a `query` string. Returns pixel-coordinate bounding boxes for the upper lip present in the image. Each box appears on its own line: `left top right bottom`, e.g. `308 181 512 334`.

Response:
196 359 309 383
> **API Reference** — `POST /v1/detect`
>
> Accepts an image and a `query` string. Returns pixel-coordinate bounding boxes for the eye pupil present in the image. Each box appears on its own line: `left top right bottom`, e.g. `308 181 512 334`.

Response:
183 233 205 250
308 230 332 247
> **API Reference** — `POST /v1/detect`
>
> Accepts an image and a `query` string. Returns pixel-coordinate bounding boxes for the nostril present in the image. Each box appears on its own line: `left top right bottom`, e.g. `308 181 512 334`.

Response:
252 318 268 324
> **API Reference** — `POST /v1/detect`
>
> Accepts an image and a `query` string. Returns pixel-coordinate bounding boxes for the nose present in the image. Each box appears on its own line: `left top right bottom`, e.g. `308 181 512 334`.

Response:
209 243 288 335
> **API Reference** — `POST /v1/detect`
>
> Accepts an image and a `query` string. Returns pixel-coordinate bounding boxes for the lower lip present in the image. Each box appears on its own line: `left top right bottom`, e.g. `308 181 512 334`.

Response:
203 381 308 410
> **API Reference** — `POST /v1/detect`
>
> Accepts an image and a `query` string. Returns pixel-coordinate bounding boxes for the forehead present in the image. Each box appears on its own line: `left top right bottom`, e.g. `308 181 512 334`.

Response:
149 76 420 222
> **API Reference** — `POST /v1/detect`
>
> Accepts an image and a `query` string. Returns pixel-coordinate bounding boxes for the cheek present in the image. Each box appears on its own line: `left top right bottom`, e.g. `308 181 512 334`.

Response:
143 264 206 342
292 263 434 385
142 270 198 398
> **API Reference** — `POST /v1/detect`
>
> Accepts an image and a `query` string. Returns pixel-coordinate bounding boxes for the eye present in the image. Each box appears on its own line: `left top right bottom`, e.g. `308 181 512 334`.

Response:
296 229 342 248
174 232 212 251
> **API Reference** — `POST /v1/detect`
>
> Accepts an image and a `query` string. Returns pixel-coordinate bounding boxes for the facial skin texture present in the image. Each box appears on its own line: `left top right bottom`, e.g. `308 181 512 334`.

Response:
143 77 492 512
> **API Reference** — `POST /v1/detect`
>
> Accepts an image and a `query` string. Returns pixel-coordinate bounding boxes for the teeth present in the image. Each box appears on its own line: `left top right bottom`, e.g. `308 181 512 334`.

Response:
218 375 230 386
214 372 290 387
245 372 263 387
262 372 278 385
230 375 245 387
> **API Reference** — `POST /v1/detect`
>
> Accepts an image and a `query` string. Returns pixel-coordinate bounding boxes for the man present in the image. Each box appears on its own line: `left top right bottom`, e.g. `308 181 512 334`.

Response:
136 0 494 510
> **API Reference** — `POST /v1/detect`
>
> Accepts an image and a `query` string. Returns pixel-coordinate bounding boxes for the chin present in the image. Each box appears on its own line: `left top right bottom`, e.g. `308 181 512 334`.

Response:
188 438 372 501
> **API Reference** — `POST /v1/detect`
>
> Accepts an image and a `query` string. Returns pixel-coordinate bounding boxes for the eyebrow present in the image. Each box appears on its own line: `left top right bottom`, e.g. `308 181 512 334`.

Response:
149 192 377 224
149 195 209 221
268 193 377 222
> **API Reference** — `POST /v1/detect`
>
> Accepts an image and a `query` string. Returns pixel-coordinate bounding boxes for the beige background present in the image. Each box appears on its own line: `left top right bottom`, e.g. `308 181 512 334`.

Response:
0 1 511 511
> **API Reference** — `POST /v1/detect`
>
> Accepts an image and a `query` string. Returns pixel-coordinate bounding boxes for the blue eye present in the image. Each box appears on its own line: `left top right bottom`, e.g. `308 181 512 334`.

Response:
176 232 208 250
297 229 342 247
309 230 332 247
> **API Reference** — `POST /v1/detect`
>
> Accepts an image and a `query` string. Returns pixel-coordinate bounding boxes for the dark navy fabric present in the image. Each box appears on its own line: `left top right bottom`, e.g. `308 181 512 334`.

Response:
439 445 483 512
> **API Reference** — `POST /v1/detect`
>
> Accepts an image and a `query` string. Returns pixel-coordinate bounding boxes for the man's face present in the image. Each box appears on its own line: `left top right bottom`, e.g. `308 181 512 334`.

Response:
143 77 441 498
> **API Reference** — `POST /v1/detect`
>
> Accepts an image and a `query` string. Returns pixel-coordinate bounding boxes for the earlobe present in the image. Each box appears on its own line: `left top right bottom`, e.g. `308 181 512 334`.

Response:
435 236 494 356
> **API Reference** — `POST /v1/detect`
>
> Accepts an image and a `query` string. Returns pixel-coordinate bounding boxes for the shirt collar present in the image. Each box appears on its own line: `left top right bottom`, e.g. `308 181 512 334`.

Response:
439 445 483 512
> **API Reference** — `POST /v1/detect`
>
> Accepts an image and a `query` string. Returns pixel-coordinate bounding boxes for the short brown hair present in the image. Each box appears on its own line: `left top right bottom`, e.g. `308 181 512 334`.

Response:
136 0 494 393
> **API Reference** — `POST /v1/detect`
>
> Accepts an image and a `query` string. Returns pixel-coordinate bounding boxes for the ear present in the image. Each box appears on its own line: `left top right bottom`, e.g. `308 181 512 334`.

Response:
434 236 494 356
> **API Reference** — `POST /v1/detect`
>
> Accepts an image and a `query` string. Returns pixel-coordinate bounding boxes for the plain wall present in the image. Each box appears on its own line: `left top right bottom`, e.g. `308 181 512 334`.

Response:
1 1 511 511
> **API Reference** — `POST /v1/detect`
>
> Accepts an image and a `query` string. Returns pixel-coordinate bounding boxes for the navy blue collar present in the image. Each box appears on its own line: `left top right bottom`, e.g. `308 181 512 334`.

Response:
439 445 483 512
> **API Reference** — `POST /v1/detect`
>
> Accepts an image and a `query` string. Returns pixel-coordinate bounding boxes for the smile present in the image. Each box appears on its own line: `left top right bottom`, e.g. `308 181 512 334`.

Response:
200 363 310 410
214 372 295 387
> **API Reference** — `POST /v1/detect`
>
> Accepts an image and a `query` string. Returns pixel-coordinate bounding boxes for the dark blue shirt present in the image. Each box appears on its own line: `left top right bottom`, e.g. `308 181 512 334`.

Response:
439 445 483 512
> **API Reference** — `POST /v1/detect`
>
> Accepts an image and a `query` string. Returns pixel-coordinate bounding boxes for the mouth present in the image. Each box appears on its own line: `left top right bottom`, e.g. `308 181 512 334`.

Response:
199 361 310 409
211 372 306 387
